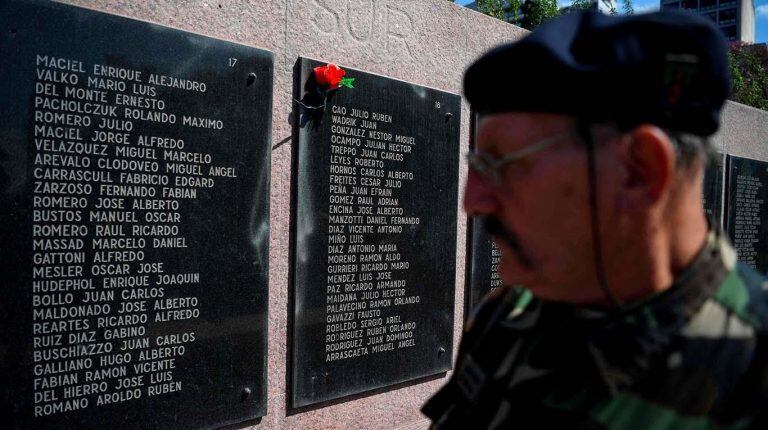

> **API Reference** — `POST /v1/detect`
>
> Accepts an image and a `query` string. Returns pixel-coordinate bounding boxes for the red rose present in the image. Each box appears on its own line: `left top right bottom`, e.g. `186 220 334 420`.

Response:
313 63 346 88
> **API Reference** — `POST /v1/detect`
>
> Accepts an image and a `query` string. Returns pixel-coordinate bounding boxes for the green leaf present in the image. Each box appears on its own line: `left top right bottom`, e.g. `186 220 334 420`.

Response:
728 43 768 111
339 77 355 89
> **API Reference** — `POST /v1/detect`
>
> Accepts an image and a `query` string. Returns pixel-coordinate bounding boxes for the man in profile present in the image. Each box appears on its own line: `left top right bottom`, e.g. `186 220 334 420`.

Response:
423 10 768 429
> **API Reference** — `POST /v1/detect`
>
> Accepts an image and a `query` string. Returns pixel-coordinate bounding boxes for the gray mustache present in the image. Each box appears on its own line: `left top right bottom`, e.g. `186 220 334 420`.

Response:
482 216 534 269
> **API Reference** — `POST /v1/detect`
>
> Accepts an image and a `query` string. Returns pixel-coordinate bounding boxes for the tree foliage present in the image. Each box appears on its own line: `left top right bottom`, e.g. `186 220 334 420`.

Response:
568 0 594 10
475 0 559 29
729 43 768 111
622 0 634 14
520 0 560 29
476 0 636 29
506 0 524 23
476 0 507 20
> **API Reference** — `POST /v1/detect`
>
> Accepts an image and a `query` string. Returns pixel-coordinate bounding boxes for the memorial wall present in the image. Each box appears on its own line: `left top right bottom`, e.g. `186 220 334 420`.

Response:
2 1 767 429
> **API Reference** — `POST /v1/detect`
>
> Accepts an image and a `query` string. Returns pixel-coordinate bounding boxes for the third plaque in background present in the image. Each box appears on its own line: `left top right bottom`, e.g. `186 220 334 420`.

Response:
726 155 768 275
466 217 503 315
465 111 503 316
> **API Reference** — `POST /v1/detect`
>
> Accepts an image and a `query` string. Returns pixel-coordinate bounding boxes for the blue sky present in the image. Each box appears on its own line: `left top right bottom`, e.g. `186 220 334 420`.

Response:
458 0 768 43
758 1 768 43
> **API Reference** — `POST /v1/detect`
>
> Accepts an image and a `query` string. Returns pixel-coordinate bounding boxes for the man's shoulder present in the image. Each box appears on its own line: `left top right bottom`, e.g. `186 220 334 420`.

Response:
461 287 531 350
709 263 768 330
465 288 537 331
659 262 768 425
676 262 768 377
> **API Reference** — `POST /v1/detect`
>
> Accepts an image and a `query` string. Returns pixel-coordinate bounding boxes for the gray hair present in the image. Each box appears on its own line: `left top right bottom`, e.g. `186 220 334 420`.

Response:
664 130 715 169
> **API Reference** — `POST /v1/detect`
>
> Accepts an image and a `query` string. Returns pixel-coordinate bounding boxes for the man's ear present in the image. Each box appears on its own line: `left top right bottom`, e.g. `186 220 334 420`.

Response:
621 125 676 206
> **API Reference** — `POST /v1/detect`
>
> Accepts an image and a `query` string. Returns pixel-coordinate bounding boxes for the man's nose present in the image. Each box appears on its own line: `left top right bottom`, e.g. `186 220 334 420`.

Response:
463 170 499 216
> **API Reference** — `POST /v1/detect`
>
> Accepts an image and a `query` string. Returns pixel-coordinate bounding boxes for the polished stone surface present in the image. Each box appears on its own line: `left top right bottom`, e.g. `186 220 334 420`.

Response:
703 152 725 228
466 217 504 316
0 1 271 427
725 155 768 275
291 58 460 408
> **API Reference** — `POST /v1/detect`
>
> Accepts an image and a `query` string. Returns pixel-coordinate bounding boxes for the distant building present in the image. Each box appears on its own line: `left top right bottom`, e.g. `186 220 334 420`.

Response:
660 0 755 42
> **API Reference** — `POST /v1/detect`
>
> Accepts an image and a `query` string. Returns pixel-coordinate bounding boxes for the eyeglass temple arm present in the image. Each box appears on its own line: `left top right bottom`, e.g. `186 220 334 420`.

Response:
487 130 576 169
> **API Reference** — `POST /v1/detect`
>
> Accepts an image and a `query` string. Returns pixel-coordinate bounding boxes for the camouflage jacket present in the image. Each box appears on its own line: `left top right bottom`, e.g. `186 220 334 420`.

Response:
423 232 768 429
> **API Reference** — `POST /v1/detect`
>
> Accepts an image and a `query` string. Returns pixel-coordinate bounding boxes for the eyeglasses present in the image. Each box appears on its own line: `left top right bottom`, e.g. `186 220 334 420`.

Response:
466 129 578 185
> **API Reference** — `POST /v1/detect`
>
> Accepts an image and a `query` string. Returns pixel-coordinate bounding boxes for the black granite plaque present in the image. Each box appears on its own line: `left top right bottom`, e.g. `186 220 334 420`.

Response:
464 112 503 316
703 152 725 227
725 155 768 275
0 1 271 428
290 58 460 407
465 217 504 316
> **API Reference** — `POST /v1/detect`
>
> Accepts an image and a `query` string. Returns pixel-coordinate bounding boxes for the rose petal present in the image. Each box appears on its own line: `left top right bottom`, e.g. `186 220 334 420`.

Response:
314 63 347 88
326 64 345 87
313 65 329 86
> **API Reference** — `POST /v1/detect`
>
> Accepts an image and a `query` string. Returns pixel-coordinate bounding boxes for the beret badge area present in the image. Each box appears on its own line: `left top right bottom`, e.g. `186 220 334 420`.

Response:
662 53 701 115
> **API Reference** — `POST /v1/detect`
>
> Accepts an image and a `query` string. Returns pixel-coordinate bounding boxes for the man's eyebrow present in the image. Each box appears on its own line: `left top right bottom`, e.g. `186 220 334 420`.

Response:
478 128 526 150
475 135 504 155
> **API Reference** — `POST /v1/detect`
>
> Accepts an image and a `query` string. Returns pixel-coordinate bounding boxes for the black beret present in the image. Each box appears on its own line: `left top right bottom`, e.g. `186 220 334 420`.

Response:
464 10 731 136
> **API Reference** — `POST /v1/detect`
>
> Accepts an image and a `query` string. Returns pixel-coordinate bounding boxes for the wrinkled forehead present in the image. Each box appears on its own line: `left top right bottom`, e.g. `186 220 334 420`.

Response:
477 112 576 131
475 112 577 148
